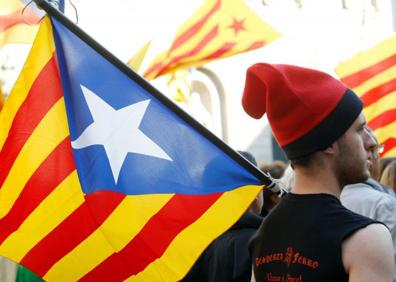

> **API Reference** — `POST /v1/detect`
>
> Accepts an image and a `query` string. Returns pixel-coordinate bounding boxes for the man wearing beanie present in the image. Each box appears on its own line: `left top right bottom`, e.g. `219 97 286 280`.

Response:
242 63 394 282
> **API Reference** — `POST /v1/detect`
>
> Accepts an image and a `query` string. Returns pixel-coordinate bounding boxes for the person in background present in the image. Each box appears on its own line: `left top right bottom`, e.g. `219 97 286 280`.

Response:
354 129 396 197
182 151 264 282
242 63 394 282
380 157 396 182
341 127 396 282
0 257 17 282
260 160 287 180
381 159 396 195
277 164 294 192
260 160 287 216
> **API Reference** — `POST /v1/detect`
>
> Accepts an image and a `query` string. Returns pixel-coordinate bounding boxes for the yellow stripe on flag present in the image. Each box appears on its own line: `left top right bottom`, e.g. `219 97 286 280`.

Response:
43 194 173 282
127 40 152 72
336 36 396 78
384 146 396 157
375 120 396 144
0 98 69 219
363 90 396 122
354 65 396 97
0 171 84 262
0 17 55 150
128 185 263 281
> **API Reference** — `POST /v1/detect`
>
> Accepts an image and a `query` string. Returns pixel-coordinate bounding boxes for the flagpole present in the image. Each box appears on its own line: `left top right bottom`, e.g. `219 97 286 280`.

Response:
33 0 287 197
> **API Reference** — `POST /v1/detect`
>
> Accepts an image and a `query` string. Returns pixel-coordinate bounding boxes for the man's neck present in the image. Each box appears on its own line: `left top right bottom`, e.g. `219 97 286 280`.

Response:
292 167 341 198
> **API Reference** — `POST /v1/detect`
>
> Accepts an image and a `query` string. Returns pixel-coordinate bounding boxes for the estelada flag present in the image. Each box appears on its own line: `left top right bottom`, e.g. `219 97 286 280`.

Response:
336 35 396 156
0 2 266 281
143 0 280 80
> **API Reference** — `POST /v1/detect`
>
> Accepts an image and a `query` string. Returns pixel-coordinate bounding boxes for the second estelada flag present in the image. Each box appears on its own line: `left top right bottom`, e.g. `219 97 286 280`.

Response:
336 35 396 156
143 0 281 80
0 6 264 282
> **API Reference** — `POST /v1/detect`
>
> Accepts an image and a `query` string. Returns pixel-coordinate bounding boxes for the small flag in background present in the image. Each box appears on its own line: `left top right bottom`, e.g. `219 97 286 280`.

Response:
336 35 396 156
0 3 264 281
0 0 64 48
0 0 40 47
127 40 152 72
0 86 5 112
143 0 280 80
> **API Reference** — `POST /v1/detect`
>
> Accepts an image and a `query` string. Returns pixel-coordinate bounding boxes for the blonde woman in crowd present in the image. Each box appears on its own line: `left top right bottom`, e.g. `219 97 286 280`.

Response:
380 160 396 195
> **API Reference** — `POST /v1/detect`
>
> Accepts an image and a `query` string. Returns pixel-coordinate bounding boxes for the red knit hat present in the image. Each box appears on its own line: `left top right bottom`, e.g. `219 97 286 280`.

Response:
242 63 363 160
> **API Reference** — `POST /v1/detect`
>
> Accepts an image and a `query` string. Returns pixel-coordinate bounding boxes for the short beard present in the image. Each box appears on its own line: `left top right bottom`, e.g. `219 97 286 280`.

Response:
334 140 370 188
335 163 369 188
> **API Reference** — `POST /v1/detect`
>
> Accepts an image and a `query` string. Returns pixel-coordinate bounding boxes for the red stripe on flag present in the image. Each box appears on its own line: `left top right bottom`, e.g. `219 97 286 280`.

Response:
0 9 40 32
80 193 222 282
20 191 125 277
0 55 62 189
143 61 164 79
0 137 75 245
169 0 221 52
381 137 396 156
202 42 236 60
144 0 222 79
245 41 266 52
368 109 396 130
144 24 219 79
360 78 396 107
156 26 219 77
340 54 396 88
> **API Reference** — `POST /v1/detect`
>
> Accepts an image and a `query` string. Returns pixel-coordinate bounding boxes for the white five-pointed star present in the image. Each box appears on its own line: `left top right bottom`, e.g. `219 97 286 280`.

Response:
71 85 172 183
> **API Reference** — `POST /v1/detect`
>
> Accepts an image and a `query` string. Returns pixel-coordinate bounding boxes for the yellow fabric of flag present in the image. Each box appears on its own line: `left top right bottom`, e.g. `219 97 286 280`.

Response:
0 87 5 112
335 35 396 156
0 0 40 47
126 40 152 72
143 0 280 80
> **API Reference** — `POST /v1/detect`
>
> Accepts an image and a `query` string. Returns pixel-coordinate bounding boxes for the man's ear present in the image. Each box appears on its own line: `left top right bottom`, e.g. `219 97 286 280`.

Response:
322 142 337 156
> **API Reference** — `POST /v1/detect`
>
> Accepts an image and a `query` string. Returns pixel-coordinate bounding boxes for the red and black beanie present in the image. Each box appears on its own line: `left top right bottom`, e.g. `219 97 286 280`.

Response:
242 63 363 160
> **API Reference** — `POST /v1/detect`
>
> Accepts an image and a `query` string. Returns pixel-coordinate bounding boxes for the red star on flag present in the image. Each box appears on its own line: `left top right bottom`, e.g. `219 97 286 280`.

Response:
228 17 246 35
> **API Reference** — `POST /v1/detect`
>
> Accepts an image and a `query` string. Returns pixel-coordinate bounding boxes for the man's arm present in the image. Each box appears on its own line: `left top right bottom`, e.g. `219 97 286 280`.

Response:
342 223 394 282
376 199 396 282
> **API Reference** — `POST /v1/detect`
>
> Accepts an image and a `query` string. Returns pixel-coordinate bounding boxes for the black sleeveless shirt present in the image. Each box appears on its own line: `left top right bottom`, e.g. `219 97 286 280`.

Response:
249 193 377 282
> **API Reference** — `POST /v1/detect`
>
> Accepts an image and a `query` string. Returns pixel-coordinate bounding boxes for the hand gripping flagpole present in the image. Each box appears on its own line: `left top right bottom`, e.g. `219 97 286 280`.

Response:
33 0 288 198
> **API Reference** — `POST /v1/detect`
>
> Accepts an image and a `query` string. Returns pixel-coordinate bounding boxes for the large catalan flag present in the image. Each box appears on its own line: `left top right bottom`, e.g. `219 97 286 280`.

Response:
0 2 266 281
143 0 280 80
336 36 396 156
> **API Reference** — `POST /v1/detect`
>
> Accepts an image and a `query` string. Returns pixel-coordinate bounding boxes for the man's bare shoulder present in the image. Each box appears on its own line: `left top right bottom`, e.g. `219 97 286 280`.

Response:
342 223 394 282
